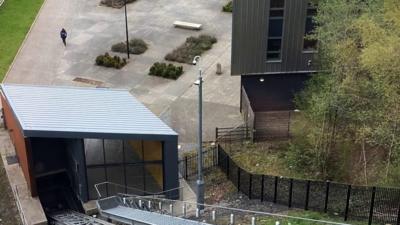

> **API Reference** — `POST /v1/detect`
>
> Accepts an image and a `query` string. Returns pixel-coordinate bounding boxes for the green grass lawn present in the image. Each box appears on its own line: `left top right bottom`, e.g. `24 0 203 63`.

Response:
0 0 44 80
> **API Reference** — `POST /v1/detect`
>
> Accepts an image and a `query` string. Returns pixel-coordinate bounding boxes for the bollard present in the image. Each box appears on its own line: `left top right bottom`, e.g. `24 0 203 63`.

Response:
212 210 216 221
159 202 162 210
139 200 142 208
148 201 151 209
169 204 174 215
182 204 186 217
216 63 222 75
123 197 126 205
196 208 200 218
230 214 235 225
251 217 256 225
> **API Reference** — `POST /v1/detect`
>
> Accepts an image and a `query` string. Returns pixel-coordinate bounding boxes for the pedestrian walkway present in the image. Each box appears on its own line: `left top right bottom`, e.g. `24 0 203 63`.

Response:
3 0 242 144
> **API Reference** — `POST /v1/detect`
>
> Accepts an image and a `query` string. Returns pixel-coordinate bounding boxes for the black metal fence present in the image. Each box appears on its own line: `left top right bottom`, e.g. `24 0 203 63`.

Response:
178 146 218 180
217 145 400 225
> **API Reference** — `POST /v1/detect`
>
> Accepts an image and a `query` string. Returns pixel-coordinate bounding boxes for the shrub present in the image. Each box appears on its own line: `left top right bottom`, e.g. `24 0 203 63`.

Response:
111 38 148 54
95 52 127 69
100 0 136 8
222 1 233 12
149 62 183 80
165 35 217 64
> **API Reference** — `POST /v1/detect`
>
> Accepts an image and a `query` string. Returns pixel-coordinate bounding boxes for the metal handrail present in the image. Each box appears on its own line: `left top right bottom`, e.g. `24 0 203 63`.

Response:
121 195 352 225
94 181 184 199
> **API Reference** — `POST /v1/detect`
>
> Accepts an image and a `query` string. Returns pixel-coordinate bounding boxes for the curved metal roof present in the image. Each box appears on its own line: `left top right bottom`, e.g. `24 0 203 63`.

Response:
1 84 177 139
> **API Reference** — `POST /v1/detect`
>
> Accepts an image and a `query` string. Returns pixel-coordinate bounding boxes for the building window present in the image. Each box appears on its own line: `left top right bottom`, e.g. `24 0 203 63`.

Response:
267 0 285 61
303 2 318 51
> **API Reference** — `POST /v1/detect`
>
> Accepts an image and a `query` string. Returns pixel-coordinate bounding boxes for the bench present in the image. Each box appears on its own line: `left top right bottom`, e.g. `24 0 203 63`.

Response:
173 21 202 30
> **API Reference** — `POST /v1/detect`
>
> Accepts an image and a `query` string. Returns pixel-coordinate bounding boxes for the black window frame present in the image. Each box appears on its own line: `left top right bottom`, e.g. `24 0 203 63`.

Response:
303 2 318 52
267 0 285 62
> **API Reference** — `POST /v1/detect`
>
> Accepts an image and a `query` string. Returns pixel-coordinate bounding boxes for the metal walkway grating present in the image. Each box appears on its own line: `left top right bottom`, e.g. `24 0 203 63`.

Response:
48 210 114 225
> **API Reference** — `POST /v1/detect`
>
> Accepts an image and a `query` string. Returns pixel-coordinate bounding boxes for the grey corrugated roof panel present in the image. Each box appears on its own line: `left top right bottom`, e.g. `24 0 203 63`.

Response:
1 84 177 138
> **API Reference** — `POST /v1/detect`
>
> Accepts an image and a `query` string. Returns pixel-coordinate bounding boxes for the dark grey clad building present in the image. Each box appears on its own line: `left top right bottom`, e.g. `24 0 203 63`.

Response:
231 0 318 139
1 84 179 212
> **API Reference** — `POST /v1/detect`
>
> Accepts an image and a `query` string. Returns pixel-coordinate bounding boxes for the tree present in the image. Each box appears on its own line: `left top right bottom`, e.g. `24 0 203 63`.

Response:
295 0 400 185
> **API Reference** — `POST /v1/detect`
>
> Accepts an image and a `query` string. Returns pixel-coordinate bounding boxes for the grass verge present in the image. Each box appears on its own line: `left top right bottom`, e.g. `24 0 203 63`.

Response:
0 0 44 80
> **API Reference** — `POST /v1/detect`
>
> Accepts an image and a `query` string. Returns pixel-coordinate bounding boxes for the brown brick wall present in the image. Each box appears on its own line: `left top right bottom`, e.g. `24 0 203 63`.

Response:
1 95 37 196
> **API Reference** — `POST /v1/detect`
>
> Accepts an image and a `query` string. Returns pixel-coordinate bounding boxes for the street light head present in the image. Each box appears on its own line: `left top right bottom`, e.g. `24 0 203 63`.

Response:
193 56 201 65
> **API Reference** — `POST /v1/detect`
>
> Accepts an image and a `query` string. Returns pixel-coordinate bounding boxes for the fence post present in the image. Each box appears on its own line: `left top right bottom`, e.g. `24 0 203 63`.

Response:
324 181 330 213
226 157 230 178
274 176 278 203
288 179 293 208
237 167 241 193
185 156 188 180
287 111 291 138
216 127 218 140
344 185 352 221
249 174 253 199
305 180 310 210
261 175 265 202
397 199 400 225
368 187 376 225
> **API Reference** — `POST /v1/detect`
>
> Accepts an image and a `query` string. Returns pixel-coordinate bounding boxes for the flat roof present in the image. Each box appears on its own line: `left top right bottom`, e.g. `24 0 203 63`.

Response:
1 84 177 139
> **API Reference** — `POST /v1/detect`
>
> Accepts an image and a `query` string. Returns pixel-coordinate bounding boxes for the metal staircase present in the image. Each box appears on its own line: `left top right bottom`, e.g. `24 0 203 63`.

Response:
48 210 113 225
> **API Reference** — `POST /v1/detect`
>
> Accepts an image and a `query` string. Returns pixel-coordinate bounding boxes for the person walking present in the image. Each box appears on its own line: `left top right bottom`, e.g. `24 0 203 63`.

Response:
60 28 67 46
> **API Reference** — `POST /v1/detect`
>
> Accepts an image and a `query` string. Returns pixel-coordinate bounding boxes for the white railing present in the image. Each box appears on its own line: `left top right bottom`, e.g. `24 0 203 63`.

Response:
100 193 352 225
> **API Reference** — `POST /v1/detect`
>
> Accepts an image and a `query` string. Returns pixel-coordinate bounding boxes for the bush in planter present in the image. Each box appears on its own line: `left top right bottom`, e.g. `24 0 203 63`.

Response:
95 52 127 69
111 38 148 54
149 62 183 80
222 1 233 12
100 0 136 8
165 35 217 64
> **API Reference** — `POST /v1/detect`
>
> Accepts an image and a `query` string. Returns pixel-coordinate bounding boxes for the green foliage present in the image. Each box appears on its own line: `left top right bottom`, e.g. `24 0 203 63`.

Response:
100 0 136 8
95 52 127 69
165 35 217 64
149 62 183 80
0 0 44 80
111 38 148 55
293 0 400 186
222 1 232 13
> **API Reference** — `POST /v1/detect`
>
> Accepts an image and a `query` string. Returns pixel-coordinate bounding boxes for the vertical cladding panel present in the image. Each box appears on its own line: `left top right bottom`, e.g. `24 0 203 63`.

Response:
1 95 37 196
232 0 269 75
231 0 240 74
233 0 317 75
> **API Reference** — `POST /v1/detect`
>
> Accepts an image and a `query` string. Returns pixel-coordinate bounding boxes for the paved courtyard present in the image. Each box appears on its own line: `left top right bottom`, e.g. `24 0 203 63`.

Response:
5 0 242 145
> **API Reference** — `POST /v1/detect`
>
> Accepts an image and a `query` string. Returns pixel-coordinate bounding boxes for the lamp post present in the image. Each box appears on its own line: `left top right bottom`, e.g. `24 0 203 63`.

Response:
193 55 204 210
124 0 130 59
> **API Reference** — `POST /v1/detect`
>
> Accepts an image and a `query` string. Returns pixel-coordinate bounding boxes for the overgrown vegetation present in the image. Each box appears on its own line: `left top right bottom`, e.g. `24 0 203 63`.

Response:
287 0 400 186
0 158 22 224
259 210 370 225
100 0 136 8
165 35 217 64
149 62 183 80
95 52 127 69
111 38 148 55
222 1 232 13
0 0 44 80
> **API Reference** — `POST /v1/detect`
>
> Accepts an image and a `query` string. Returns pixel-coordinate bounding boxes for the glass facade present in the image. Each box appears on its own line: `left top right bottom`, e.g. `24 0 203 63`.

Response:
267 0 285 61
85 139 164 199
